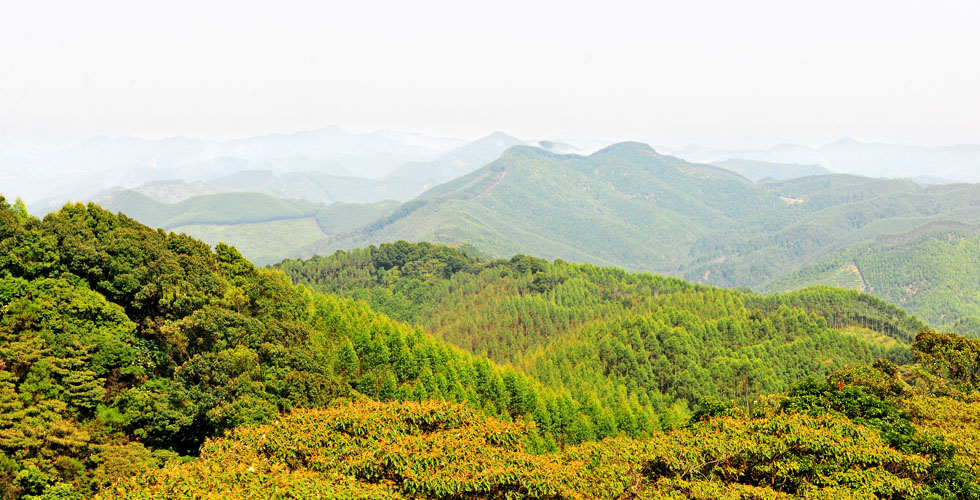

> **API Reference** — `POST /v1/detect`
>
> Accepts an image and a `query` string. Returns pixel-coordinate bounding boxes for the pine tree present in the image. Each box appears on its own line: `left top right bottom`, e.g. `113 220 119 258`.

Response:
336 340 360 377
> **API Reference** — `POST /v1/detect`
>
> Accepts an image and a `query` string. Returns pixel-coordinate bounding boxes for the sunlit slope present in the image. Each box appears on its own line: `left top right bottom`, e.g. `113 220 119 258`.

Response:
308 143 785 272
276 242 924 411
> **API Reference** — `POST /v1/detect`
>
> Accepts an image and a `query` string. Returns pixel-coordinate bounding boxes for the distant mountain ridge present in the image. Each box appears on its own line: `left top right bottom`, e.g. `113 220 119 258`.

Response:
51 137 980 338
95 190 399 266
385 131 526 195
87 132 526 207
13 126 464 213
668 138 980 183
711 158 830 182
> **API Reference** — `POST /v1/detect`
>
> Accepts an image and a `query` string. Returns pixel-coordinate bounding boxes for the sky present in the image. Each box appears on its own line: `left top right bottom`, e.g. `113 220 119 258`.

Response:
2 0 979 150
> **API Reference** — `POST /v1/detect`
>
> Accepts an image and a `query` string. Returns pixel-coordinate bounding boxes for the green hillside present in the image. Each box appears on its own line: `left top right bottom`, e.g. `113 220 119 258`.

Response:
685 178 980 330
767 229 980 337
682 176 980 287
168 218 326 266
99 144 980 335
98 190 321 228
89 143 980 332
4 197 980 498
209 170 392 204
293 144 980 331
306 143 786 272
313 200 400 234
384 131 526 195
0 196 645 497
115 170 390 205
276 242 923 411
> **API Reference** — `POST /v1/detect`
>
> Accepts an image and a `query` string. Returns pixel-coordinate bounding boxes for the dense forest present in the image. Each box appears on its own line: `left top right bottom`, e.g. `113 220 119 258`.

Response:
275 242 922 411
766 230 980 337
0 198 601 498
101 333 980 499
3 197 980 498
684 175 980 337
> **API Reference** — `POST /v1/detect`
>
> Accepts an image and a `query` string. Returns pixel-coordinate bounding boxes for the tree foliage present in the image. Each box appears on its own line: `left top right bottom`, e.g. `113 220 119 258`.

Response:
4 196 980 498
0 199 577 498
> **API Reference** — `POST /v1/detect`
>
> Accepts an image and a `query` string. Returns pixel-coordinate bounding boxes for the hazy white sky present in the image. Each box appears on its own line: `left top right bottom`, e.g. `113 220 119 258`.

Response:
2 0 979 150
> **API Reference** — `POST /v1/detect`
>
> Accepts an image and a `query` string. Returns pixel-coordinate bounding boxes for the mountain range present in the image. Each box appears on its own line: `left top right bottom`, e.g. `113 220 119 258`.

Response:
85 140 980 336
92 132 526 207
7 128 975 340
303 142 785 270
667 138 980 183
8 126 465 214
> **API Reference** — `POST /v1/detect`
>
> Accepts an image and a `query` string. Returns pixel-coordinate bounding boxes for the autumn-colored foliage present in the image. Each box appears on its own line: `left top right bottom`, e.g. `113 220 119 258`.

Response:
99 398 978 499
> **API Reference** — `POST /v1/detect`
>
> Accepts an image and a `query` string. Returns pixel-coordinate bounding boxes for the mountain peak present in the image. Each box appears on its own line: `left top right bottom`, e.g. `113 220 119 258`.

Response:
590 141 659 157
472 131 524 146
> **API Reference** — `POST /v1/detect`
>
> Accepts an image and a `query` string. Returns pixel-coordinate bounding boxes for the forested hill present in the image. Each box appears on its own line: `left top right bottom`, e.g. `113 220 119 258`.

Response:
275 242 923 409
288 143 980 335
3 198 980 498
83 142 980 335
301 142 787 271
0 197 612 497
686 174 980 290
765 229 980 337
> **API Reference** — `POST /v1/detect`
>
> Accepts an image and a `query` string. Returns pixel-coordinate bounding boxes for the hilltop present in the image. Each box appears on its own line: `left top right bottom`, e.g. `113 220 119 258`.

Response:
305 142 784 271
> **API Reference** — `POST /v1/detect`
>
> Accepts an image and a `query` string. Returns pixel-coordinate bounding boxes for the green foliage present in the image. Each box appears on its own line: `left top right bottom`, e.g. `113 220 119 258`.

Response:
0 198 576 497
97 147 980 332
913 330 980 391
689 396 740 423
7 194 980 498
750 285 927 344
768 231 980 336
778 362 980 499
12 198 29 224
276 241 919 429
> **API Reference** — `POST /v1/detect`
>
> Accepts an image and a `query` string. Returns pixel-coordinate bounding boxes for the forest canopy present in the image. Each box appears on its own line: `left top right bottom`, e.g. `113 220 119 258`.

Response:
1 197 978 499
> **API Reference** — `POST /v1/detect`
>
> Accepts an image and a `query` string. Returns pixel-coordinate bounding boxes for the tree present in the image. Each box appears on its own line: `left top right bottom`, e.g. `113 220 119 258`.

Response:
336 340 360 377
